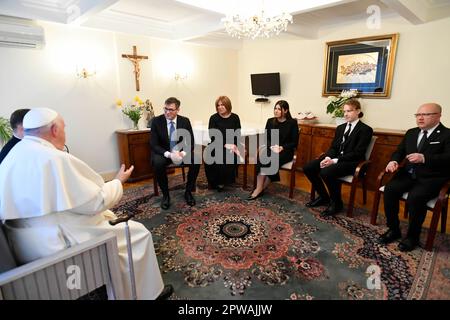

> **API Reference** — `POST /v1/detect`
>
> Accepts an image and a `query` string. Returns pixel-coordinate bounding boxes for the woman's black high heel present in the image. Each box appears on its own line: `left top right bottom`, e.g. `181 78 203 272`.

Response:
247 190 264 200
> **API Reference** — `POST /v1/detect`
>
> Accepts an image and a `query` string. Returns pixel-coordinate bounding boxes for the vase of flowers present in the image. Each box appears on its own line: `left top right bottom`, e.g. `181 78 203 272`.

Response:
326 89 358 124
116 96 152 130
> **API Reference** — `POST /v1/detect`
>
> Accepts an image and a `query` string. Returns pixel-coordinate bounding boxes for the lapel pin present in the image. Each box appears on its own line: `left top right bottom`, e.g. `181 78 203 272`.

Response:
437 130 440 133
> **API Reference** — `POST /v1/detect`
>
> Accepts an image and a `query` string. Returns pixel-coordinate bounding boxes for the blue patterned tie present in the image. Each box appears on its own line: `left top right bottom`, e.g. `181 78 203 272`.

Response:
169 121 176 151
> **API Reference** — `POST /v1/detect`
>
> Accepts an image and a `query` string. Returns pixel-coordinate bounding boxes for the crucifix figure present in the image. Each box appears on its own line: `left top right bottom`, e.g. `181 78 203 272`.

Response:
121 45 148 91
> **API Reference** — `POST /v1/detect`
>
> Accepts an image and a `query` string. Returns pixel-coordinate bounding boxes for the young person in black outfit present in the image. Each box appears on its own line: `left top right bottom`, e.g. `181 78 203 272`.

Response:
204 96 242 191
248 100 299 200
0 108 30 165
379 103 450 252
303 99 373 216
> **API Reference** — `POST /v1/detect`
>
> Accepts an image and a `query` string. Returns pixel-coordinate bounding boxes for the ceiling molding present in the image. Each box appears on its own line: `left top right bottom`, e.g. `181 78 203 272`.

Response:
68 0 120 25
380 0 427 24
1 0 450 47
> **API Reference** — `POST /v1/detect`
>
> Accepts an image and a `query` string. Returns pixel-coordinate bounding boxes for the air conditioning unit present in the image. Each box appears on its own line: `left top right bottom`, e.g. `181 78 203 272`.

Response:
0 15 45 49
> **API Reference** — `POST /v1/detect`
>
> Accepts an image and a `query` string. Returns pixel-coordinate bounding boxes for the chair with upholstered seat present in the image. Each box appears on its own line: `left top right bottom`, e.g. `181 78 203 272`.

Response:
253 129 301 199
310 136 377 217
279 151 299 199
370 166 449 251
251 150 299 199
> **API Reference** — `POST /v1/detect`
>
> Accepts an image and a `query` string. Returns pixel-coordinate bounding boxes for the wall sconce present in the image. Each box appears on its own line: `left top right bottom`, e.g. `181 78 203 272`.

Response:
174 72 187 81
76 67 96 79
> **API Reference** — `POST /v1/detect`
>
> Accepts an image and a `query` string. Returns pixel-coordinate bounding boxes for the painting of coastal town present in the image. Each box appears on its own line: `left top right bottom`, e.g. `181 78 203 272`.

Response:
336 52 379 84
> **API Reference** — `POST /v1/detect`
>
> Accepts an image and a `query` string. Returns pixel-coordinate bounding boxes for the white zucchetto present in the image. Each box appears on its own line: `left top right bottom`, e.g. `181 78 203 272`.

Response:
23 108 58 129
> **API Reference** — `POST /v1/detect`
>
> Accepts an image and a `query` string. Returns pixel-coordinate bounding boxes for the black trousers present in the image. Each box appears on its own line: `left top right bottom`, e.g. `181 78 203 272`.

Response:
152 154 200 196
204 146 238 187
383 170 445 240
303 159 357 204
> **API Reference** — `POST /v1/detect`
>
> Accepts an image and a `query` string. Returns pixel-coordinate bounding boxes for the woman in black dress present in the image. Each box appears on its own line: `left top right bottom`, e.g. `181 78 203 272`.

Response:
248 100 299 200
204 96 242 191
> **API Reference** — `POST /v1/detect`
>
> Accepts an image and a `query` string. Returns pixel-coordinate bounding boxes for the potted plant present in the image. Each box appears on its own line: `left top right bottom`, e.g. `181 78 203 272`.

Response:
0 117 12 147
326 89 358 124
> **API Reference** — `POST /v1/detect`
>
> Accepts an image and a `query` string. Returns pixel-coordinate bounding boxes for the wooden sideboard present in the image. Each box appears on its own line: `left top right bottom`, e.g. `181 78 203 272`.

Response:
296 123 406 191
116 129 153 182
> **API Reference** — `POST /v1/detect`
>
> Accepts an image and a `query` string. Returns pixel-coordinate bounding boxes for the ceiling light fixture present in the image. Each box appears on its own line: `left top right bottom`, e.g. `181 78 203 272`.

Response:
222 9 293 39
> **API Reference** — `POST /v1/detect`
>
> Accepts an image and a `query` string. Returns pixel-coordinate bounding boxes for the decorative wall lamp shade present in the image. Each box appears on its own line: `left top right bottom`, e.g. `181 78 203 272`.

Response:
222 10 293 39
174 72 187 81
76 67 96 78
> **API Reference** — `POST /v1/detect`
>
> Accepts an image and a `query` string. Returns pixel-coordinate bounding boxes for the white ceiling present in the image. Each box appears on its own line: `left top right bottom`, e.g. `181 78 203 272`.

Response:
1 0 449 48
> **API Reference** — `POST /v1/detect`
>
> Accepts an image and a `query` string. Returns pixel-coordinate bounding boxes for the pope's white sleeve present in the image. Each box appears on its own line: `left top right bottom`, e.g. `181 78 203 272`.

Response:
72 179 123 215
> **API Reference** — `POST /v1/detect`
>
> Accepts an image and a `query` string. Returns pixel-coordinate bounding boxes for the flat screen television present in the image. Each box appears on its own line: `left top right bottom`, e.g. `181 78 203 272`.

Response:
251 72 280 96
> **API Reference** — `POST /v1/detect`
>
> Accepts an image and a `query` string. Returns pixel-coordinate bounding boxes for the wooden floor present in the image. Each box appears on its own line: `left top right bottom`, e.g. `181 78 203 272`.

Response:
124 166 449 234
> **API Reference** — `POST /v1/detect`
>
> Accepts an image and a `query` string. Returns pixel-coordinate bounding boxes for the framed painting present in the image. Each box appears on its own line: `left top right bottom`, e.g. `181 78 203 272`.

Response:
322 34 399 98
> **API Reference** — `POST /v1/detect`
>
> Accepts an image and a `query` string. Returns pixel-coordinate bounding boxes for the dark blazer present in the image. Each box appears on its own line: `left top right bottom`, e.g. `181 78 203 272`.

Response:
265 117 299 162
391 123 450 179
325 120 373 163
150 114 195 157
0 136 20 165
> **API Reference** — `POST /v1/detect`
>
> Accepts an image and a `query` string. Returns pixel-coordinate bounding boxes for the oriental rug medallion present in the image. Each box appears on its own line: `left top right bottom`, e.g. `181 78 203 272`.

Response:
113 174 450 300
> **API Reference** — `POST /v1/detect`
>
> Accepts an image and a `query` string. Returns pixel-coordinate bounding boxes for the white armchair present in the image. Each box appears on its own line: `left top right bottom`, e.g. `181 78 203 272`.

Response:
0 229 124 300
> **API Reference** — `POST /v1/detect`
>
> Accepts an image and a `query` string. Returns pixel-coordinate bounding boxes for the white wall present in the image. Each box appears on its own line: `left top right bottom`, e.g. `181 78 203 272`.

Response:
1 14 449 174
236 16 450 130
0 22 238 175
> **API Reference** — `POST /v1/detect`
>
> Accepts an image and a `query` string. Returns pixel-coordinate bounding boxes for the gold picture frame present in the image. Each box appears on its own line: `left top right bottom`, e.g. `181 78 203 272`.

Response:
322 33 399 98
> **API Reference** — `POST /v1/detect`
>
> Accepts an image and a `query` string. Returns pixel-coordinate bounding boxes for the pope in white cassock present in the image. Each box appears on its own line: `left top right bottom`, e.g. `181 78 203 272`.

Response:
0 107 170 300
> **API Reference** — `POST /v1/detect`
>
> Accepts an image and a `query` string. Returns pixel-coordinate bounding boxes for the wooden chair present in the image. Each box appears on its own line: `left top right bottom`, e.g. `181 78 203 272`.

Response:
253 128 301 199
0 231 124 300
279 150 299 199
370 165 449 251
253 130 301 199
310 136 377 217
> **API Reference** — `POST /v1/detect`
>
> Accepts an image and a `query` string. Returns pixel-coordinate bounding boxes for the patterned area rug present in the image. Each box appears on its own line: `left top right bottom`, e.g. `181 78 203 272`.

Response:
113 173 450 300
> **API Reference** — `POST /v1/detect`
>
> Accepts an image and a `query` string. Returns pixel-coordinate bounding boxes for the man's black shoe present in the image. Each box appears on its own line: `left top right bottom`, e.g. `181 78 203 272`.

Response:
217 184 225 192
305 197 330 208
161 195 170 210
378 229 401 244
185 191 196 206
398 237 419 252
320 201 343 217
155 285 173 300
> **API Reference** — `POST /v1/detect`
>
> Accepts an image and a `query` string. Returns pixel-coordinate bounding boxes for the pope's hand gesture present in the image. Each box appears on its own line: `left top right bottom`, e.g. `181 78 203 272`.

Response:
116 164 134 183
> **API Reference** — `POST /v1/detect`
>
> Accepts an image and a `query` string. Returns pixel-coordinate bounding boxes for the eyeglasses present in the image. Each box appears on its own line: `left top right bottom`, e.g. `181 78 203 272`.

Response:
414 113 438 118
164 107 178 112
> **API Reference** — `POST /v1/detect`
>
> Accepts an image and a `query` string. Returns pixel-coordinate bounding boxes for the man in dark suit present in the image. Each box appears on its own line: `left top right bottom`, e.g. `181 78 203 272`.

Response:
150 97 200 209
379 103 450 252
0 109 30 165
303 99 373 216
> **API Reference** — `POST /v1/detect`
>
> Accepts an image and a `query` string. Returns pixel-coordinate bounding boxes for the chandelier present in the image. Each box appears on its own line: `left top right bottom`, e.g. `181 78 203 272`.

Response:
222 10 293 39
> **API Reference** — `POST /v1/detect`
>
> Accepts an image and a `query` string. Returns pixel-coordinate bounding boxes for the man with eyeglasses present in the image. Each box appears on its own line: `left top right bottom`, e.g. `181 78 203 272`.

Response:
150 97 200 209
379 103 450 251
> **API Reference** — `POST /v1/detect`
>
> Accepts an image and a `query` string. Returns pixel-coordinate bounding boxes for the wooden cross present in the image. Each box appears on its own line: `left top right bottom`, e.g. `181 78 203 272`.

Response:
121 45 148 91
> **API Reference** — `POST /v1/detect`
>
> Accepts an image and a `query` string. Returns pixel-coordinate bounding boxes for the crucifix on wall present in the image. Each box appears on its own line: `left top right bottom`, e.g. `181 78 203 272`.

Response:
121 45 148 91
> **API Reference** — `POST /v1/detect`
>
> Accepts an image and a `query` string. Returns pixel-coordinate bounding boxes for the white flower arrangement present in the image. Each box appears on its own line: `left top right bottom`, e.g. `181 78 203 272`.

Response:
326 89 358 118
